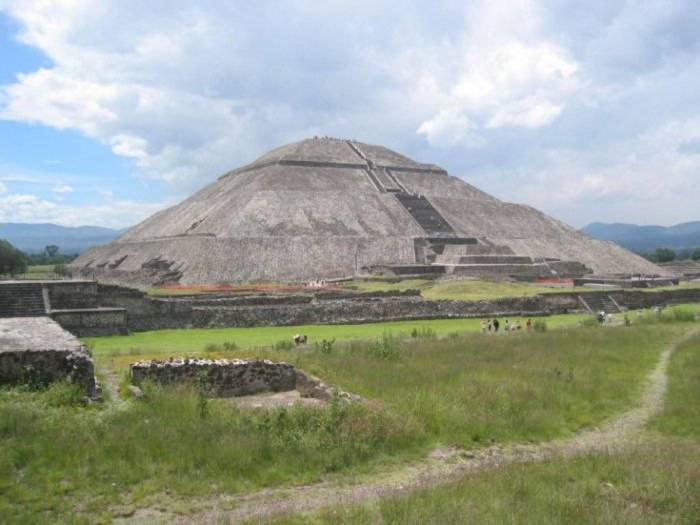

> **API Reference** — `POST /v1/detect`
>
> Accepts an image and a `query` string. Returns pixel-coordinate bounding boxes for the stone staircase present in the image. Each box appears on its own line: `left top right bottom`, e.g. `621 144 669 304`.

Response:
578 293 622 314
394 193 456 236
0 283 47 317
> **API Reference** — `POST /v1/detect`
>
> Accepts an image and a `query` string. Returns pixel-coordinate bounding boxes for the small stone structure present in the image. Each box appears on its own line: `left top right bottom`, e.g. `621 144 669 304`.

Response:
0 280 128 337
0 317 100 398
129 358 358 402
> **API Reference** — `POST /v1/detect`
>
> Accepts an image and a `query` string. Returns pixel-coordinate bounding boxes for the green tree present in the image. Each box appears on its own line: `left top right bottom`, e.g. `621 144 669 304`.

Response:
44 244 59 258
0 239 28 276
691 248 700 261
654 248 676 263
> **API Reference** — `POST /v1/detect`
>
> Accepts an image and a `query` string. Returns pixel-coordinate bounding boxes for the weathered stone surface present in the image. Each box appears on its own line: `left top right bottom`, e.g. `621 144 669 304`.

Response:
68 137 666 284
95 282 700 331
129 358 358 401
0 317 99 398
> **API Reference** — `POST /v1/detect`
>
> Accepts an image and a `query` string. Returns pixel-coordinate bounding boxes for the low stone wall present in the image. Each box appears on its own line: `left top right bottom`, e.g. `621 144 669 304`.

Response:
46 281 98 309
95 282 700 331
130 358 357 401
50 308 129 337
0 317 99 398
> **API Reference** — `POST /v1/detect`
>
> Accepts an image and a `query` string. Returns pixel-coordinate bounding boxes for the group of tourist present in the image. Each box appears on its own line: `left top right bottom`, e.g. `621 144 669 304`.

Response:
480 318 533 334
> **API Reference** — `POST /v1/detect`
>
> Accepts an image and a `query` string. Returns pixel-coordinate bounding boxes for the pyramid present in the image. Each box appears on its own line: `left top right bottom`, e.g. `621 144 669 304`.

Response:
70 137 665 285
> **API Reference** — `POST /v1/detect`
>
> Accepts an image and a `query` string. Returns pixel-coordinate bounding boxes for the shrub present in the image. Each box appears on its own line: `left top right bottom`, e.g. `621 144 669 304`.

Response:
410 327 436 339
318 338 336 354
222 341 238 351
365 333 400 359
0 239 27 276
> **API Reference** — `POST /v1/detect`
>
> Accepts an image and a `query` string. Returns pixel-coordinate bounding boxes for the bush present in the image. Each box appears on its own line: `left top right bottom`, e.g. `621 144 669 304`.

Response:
365 333 401 359
410 327 436 339
222 341 238 351
318 338 336 354
0 239 27 276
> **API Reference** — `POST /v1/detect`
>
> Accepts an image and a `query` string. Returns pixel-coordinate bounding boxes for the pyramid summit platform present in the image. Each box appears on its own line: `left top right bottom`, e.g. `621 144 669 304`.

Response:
70 137 665 285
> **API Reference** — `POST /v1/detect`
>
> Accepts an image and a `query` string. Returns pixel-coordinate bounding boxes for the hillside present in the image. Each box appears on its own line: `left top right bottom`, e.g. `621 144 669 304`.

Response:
582 221 700 253
0 223 125 254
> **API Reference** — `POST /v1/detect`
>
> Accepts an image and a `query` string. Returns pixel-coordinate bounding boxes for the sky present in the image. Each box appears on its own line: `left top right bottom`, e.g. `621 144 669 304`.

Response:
0 1 699 229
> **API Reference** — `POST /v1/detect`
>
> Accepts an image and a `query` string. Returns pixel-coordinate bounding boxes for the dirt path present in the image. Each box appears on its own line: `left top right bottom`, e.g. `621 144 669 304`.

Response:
120 330 697 524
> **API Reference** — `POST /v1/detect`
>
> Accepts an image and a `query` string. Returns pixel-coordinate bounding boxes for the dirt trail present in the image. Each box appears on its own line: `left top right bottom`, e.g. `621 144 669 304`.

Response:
120 330 697 525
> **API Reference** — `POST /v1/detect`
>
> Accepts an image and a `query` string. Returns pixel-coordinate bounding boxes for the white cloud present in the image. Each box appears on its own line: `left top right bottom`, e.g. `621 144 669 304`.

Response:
0 190 166 228
0 181 6 194
499 117 700 226
52 183 73 193
0 0 699 228
414 34 579 146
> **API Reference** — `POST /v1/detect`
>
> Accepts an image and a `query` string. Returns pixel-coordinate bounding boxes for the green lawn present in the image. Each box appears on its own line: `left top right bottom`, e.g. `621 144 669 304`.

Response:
344 277 573 301
2 264 57 280
85 313 590 360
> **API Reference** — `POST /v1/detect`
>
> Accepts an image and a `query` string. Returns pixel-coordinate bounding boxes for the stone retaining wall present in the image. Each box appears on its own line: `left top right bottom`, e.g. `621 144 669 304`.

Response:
130 358 357 401
46 281 98 309
0 317 99 398
50 308 129 337
96 283 700 331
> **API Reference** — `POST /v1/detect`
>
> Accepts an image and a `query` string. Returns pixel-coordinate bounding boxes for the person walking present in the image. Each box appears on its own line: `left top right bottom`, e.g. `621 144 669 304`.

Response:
526 318 532 331
504 319 510 333
493 319 500 333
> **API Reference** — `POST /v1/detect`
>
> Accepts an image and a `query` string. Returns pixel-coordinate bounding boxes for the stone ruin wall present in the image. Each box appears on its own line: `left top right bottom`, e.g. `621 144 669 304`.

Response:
130 358 357 402
95 283 700 331
0 317 100 399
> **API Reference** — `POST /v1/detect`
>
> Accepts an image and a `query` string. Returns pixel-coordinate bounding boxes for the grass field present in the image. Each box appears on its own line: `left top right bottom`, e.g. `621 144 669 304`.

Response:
649 331 700 439
86 313 591 360
3 264 57 280
273 321 700 525
274 440 700 525
343 277 574 301
1 321 694 523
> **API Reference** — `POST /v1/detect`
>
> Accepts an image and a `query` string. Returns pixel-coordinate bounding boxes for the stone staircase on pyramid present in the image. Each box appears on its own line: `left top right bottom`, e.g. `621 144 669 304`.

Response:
0 282 47 317
578 293 623 314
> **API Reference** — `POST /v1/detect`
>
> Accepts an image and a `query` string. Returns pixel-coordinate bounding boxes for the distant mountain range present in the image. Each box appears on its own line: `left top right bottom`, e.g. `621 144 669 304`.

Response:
582 221 700 253
0 223 126 254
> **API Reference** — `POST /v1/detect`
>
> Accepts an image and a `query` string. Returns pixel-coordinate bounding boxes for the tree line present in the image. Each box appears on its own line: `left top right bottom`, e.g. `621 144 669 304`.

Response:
0 240 77 276
642 247 700 263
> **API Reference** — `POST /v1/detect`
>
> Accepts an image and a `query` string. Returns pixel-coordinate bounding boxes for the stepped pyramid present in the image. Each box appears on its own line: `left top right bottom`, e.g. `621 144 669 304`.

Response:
70 137 666 285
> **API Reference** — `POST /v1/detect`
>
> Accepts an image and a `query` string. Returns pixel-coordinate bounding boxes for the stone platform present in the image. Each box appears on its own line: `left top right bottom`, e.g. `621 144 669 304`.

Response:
0 317 100 398
130 358 358 402
0 280 128 336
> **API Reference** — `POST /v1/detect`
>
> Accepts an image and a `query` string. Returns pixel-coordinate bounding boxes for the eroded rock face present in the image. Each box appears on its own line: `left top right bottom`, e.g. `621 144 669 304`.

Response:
0 317 100 398
129 358 358 402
